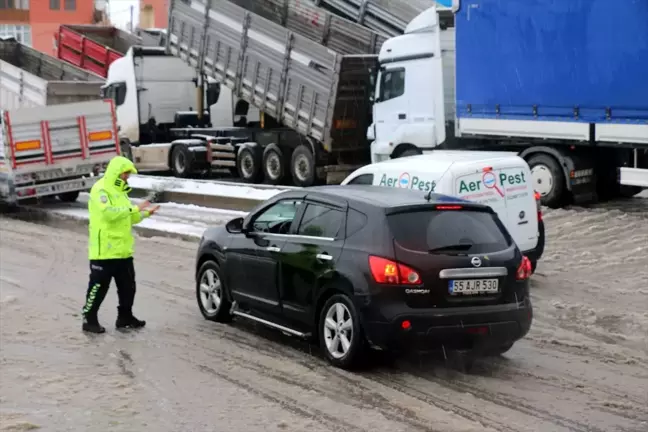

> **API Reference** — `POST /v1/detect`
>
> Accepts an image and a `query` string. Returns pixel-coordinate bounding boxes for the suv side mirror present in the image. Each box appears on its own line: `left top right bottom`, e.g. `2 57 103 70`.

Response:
225 217 245 234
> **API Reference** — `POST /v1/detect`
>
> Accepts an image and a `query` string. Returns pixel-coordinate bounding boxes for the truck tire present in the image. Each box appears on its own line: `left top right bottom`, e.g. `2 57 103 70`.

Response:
171 145 192 178
395 146 422 158
236 146 263 183
528 154 566 209
290 144 316 187
262 144 286 185
58 191 80 203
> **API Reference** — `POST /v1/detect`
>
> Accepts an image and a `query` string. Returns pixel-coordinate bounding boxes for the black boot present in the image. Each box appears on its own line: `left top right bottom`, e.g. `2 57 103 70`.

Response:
82 314 106 334
116 311 146 330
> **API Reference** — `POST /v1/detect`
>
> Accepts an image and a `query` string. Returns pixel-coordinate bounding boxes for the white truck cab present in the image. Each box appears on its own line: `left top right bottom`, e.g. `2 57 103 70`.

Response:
368 6 455 163
341 150 545 269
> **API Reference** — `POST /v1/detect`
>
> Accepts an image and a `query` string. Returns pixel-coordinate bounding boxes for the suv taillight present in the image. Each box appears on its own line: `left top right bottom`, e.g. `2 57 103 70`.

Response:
516 256 533 280
369 255 421 285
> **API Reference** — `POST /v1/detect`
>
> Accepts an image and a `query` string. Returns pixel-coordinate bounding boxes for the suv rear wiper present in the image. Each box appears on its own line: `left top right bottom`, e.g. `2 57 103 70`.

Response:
428 243 473 254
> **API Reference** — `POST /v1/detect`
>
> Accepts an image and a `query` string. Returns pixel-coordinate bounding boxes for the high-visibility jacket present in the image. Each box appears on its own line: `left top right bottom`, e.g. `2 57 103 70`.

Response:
88 156 150 260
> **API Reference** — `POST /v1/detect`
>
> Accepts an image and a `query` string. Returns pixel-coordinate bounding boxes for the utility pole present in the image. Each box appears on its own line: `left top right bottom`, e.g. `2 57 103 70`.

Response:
129 5 134 32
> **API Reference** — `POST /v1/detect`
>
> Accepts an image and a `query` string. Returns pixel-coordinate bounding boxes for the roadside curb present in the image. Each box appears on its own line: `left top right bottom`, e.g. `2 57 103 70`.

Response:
129 188 263 211
2 205 201 244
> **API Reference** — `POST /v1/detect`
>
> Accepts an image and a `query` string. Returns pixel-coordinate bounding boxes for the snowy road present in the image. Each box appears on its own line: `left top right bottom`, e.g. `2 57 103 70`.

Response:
1 197 647 431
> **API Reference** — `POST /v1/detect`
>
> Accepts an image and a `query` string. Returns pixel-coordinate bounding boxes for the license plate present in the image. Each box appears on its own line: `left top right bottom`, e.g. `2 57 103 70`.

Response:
448 279 499 295
36 179 89 195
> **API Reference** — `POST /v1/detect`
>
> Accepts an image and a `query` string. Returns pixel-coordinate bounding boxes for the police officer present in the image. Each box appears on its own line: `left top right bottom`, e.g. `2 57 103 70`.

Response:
82 155 160 333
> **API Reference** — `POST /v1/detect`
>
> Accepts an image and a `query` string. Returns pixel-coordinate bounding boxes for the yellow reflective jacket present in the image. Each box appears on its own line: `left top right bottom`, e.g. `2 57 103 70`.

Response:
88 156 150 260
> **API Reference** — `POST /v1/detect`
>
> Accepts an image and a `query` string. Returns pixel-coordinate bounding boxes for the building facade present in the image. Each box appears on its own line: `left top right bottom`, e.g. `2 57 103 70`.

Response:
0 0 106 55
139 0 168 29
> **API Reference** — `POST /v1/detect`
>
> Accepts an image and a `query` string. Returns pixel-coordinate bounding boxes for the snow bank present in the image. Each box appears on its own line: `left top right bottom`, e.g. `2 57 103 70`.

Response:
128 175 292 201
46 196 247 239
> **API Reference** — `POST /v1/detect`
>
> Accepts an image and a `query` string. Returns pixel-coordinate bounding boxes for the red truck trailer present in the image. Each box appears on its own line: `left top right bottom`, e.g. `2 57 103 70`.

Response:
54 25 166 78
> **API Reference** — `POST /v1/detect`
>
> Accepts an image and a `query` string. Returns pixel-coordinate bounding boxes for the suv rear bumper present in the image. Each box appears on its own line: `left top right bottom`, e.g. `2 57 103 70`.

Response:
359 297 533 352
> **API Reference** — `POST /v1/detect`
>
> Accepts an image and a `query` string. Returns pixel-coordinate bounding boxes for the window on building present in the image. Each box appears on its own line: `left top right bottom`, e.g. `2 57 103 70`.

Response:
0 0 29 9
0 24 32 46
50 0 60 10
64 0 75 11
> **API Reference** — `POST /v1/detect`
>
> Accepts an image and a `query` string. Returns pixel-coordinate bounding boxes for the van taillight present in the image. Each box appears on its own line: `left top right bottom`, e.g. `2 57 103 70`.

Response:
516 256 533 281
369 255 420 285
534 192 543 221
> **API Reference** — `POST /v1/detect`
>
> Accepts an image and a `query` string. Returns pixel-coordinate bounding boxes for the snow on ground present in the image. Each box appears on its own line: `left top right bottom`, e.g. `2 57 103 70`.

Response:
0 193 647 431
128 174 291 201
39 193 247 239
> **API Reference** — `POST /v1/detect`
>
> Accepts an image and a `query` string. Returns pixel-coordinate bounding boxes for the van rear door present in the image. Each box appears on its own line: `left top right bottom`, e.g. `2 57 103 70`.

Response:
454 166 538 253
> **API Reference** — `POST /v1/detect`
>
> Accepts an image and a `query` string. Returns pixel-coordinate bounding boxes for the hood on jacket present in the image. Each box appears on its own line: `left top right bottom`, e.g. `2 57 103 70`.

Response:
104 156 137 191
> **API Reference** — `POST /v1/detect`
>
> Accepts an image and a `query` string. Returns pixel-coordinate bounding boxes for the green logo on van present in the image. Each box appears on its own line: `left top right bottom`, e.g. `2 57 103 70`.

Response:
379 173 436 192
458 170 527 194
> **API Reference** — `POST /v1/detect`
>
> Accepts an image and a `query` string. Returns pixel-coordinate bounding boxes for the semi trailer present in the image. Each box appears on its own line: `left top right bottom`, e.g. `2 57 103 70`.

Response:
367 0 648 208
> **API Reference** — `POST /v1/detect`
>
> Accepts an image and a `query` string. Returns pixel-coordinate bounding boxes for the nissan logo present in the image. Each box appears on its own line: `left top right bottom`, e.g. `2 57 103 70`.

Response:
471 256 482 267
519 210 525 219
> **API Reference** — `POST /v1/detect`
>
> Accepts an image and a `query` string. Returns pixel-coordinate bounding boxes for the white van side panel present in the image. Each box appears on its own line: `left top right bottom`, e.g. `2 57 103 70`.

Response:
454 166 538 252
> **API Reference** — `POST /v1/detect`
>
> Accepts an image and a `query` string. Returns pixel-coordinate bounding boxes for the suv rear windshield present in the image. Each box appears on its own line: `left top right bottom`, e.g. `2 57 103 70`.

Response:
387 209 513 254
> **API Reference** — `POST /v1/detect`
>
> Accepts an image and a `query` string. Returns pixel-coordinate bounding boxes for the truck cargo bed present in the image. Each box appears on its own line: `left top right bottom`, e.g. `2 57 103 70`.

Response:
227 0 388 54
168 0 377 154
316 0 447 36
0 39 103 108
455 0 648 125
56 25 167 78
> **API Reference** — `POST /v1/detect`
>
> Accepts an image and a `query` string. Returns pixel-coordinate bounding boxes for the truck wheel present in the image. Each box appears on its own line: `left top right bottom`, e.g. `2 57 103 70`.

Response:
262 144 286 185
528 154 566 209
395 146 422 158
171 145 192 178
290 144 316 187
237 146 262 183
58 191 80 203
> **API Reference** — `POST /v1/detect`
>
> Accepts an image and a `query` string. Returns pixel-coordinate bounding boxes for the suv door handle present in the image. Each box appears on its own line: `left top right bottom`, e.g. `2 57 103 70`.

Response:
316 253 333 261
398 113 406 119
267 246 281 252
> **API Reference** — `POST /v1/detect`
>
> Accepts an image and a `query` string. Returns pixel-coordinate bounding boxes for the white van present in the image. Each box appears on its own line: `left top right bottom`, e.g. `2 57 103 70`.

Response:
341 151 545 270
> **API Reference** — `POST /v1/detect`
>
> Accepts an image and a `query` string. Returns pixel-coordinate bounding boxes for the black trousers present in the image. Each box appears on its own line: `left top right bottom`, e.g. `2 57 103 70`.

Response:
83 257 136 320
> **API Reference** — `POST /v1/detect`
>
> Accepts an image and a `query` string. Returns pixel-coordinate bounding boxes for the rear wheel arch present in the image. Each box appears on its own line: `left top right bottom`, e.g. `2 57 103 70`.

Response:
313 275 354 329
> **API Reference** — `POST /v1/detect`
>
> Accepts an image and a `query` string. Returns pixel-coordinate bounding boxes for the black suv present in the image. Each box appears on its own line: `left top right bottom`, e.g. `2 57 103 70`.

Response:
195 185 533 369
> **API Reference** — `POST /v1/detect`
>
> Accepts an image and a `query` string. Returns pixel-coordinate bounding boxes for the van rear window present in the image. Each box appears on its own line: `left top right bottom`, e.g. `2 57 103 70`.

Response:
387 209 513 254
